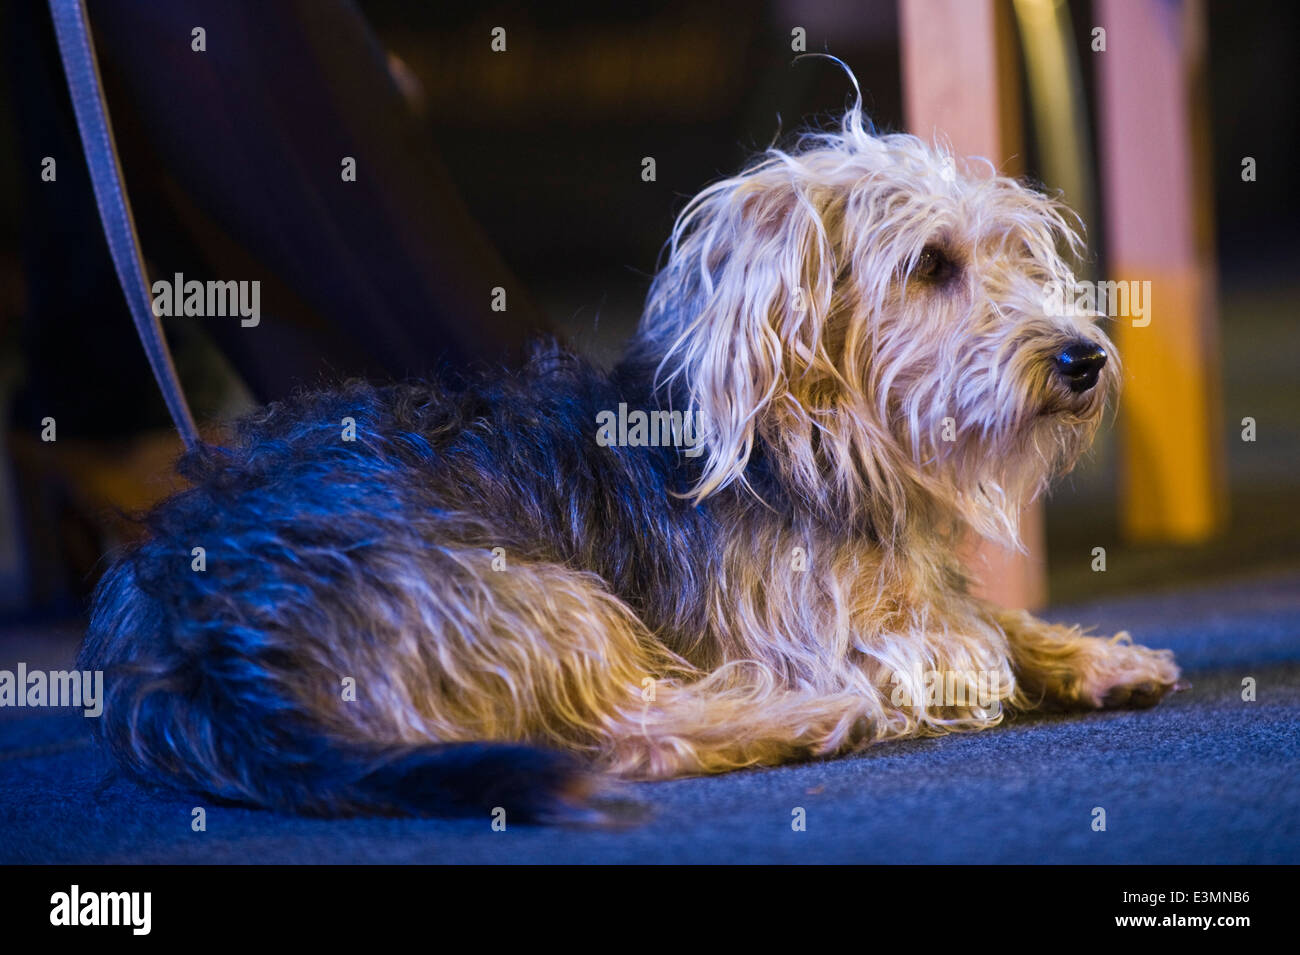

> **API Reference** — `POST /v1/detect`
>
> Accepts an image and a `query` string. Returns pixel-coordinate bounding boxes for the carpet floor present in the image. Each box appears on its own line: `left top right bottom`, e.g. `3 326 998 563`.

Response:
2 570 1297 864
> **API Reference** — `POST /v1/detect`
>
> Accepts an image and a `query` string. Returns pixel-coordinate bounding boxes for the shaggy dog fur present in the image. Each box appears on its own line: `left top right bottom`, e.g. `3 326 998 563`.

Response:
80 98 1181 821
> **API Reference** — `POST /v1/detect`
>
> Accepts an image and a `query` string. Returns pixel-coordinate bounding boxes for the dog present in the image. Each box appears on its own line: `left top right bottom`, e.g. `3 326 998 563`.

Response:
80 95 1182 821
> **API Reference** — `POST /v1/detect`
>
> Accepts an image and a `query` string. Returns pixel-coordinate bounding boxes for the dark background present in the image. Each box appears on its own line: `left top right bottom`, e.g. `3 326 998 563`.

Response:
0 0 1296 619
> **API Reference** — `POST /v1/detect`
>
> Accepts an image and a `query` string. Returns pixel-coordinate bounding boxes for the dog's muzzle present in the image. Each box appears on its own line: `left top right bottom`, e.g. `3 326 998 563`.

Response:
1052 341 1108 393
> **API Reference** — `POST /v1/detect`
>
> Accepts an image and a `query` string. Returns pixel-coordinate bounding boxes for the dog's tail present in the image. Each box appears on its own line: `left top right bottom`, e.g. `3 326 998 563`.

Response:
80 551 597 822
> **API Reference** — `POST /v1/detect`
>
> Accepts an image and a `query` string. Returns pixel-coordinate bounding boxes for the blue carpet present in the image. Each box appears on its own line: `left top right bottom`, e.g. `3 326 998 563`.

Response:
2 570 1297 864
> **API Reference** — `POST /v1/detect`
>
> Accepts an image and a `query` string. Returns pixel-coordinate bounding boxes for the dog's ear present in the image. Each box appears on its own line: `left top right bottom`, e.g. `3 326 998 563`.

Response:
645 167 845 502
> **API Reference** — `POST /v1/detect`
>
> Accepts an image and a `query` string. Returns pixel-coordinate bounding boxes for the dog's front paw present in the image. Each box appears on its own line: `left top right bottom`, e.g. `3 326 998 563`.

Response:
1078 632 1185 710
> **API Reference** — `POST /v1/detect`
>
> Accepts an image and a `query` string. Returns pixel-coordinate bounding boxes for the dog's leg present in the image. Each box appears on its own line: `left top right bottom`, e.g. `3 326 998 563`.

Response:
301 545 877 780
993 607 1182 710
601 665 883 778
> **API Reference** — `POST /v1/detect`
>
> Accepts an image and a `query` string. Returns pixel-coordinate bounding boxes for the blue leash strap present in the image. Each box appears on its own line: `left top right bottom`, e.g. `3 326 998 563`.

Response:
48 0 201 451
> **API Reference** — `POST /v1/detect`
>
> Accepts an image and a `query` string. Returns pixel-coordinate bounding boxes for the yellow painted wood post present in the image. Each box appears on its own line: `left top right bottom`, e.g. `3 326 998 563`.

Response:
1094 0 1226 543
900 0 1047 609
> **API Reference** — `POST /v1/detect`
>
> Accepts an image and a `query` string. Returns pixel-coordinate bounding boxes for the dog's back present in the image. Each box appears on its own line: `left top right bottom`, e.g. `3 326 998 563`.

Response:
79 357 672 819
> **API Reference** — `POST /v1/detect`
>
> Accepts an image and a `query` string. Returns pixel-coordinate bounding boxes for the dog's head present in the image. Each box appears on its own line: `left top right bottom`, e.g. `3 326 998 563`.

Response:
637 102 1116 547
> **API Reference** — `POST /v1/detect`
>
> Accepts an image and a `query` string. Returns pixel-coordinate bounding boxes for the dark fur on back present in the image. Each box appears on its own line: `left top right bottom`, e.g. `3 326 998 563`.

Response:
79 344 747 818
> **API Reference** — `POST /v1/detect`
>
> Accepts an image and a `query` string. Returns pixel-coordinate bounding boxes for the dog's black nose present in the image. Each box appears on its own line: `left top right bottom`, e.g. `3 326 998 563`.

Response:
1053 341 1107 393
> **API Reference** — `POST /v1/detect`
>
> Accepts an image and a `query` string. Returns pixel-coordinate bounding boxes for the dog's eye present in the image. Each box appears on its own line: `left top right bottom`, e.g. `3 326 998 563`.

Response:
911 245 957 284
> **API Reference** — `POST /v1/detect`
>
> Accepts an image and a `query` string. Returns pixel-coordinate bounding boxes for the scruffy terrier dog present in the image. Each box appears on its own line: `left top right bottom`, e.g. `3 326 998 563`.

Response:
82 97 1181 820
